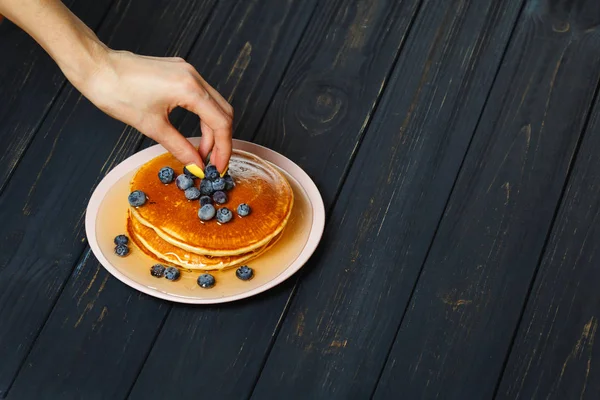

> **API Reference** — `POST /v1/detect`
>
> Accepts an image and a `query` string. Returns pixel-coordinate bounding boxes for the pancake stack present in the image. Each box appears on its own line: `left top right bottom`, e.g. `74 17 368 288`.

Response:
127 149 294 271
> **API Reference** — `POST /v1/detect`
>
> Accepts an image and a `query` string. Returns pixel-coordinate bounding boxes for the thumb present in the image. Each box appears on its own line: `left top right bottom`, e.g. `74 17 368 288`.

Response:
155 121 204 169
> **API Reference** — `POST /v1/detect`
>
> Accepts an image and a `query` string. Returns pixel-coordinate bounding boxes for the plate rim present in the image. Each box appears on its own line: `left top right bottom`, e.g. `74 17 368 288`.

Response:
85 138 325 304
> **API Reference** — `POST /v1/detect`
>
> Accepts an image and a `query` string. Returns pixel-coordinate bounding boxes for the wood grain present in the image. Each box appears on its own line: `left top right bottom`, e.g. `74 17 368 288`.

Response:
497 87 600 399
0 0 217 397
249 0 421 207
130 0 424 398
374 0 600 398
250 0 526 398
10 252 170 399
5 0 320 398
2 0 597 397
176 0 320 141
0 0 115 195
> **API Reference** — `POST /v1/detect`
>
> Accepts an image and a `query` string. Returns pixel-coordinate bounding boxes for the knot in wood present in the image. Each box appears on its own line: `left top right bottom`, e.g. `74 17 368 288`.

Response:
291 80 348 136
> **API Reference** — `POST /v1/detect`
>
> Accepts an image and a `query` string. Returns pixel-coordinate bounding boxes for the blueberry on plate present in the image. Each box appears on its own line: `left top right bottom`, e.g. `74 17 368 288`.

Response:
213 190 227 205
176 174 194 190
236 265 254 281
216 207 233 223
198 204 216 221
212 177 226 191
204 165 219 181
199 195 212 206
223 174 235 191
200 179 214 195
151 264 166 277
158 166 175 184
197 273 216 288
237 203 251 217
128 190 147 207
183 165 200 179
185 187 201 200
164 266 181 281
114 234 129 245
115 244 129 257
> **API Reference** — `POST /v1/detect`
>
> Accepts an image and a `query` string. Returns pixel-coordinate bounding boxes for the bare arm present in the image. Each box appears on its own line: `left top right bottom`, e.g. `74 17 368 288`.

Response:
0 0 233 173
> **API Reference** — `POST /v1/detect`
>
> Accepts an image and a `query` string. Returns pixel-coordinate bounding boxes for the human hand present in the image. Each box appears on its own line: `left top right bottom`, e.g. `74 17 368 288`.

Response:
79 49 233 173
0 0 232 172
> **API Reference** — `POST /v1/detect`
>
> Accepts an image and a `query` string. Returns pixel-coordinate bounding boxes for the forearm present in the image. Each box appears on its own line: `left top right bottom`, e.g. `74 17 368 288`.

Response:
0 0 107 86
1 0 234 171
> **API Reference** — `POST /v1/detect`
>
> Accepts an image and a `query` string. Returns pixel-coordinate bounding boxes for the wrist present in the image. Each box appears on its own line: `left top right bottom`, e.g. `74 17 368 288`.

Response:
55 28 111 90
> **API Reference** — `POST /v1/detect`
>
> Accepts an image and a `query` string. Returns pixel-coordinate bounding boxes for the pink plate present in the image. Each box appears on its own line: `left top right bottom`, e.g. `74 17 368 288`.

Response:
85 138 325 304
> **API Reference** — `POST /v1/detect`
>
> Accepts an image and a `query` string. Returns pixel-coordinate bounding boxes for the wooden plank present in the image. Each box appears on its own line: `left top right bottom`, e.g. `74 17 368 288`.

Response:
247 0 422 207
496 95 600 398
0 0 115 194
165 0 323 141
0 0 217 397
250 0 526 398
4 0 320 398
10 253 170 399
129 0 426 399
374 0 600 399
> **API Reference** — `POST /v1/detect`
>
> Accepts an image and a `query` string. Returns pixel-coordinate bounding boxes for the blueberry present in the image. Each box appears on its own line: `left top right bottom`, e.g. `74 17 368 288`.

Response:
216 207 233 223
200 195 212 206
200 179 214 195
223 174 235 191
212 177 226 191
128 190 147 207
114 234 129 245
213 190 227 205
151 264 166 277
185 187 201 200
183 166 200 179
237 203 251 217
158 166 175 184
115 244 129 257
176 174 194 190
205 165 219 181
236 265 254 281
197 273 215 288
198 204 216 221
164 266 181 281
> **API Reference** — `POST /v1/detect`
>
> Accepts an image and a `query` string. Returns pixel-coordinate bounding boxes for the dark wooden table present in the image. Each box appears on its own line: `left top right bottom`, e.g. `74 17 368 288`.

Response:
2 0 600 398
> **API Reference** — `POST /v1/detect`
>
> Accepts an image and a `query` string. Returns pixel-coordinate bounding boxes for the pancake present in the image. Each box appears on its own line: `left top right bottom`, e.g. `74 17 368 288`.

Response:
129 149 294 256
127 212 282 270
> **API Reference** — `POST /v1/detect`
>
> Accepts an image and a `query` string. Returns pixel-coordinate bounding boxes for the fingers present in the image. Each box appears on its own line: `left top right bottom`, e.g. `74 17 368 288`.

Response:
179 88 232 173
198 120 215 161
152 119 204 168
165 61 233 172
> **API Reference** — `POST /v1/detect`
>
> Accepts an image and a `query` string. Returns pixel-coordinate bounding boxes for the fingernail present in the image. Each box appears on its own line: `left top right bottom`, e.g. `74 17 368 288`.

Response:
185 163 205 179
220 166 228 177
